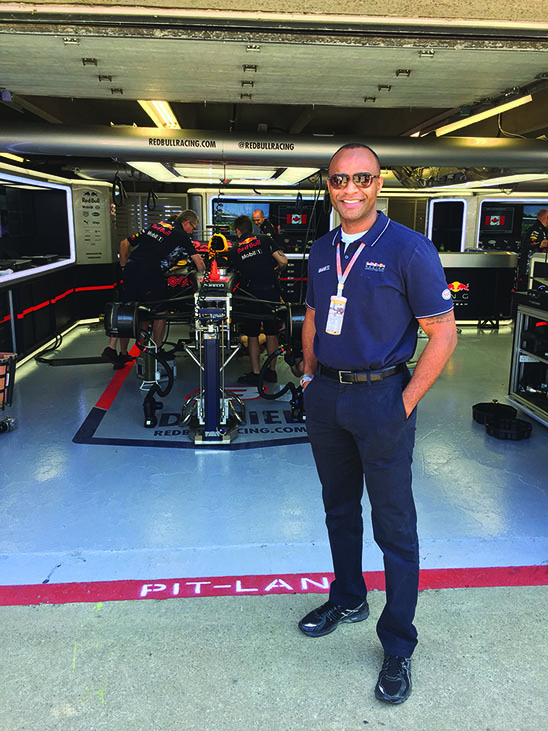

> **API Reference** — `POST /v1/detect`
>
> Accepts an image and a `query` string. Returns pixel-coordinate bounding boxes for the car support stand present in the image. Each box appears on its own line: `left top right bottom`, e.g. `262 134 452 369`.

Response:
181 265 245 445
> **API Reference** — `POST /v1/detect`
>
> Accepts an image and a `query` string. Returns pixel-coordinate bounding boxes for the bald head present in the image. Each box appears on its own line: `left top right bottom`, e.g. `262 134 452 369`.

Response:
537 209 548 225
252 209 266 227
328 142 381 176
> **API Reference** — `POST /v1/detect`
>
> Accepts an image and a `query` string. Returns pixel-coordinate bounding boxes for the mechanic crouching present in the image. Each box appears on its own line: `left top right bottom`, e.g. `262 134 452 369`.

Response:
229 215 288 386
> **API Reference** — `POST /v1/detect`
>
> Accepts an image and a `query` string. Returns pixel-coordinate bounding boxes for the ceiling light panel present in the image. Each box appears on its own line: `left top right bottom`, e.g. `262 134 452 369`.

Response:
275 168 320 184
172 164 277 180
127 162 181 181
434 94 533 136
137 100 180 129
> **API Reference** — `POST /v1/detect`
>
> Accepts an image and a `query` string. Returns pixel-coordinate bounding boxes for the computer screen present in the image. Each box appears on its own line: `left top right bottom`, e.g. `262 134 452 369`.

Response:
278 204 315 232
211 199 270 231
479 206 515 234
522 204 548 234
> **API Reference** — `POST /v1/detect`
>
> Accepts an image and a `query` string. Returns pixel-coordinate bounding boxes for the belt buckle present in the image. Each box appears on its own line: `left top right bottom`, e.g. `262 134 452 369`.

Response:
339 370 354 384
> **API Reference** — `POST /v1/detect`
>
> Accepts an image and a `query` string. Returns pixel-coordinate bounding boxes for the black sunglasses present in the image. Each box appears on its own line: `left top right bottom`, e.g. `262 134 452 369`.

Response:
327 172 380 189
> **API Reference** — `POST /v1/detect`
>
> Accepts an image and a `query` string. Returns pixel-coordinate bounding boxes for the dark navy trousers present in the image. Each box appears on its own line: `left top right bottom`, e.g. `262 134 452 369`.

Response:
304 369 419 658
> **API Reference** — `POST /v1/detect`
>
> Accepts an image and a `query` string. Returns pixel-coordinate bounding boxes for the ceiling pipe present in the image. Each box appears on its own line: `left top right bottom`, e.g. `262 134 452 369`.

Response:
0 123 547 170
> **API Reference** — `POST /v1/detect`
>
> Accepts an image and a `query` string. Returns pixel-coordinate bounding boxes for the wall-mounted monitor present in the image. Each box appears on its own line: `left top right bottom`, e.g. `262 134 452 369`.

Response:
479 206 515 234
0 171 76 286
522 204 548 234
211 199 270 232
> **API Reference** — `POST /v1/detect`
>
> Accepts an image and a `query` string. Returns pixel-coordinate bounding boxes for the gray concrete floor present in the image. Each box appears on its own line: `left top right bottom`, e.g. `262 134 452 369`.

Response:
2 585 547 730
2 324 548 729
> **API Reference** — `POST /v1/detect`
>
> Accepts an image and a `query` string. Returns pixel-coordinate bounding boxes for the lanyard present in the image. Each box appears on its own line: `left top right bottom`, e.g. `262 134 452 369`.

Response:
335 241 366 297
332 217 391 297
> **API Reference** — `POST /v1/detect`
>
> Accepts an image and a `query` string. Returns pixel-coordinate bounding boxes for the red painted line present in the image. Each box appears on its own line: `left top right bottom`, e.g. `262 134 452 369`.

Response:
1 314 11 325
51 288 75 303
95 345 140 410
17 300 51 318
74 284 117 292
0 566 546 607
15 283 116 319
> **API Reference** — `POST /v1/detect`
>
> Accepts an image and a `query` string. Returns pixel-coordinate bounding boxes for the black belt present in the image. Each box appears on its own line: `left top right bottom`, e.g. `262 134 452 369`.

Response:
318 362 404 384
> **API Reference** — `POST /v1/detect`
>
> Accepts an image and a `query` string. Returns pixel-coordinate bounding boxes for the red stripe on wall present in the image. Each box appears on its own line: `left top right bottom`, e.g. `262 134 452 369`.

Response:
13 283 117 324
14 283 117 320
75 284 117 292
17 300 51 319
0 566 546 607
51 288 75 303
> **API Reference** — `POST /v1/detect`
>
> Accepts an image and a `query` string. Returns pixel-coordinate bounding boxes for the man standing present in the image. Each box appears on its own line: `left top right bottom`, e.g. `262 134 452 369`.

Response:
102 209 205 367
298 143 457 704
516 208 548 291
229 215 287 386
252 208 279 243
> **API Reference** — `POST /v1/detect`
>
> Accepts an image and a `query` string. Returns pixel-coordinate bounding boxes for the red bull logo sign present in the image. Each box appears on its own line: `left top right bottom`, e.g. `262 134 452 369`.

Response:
447 281 470 306
447 281 469 292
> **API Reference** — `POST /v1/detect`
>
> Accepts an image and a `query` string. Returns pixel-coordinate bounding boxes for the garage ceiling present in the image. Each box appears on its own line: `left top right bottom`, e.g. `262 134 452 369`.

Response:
1 7 548 189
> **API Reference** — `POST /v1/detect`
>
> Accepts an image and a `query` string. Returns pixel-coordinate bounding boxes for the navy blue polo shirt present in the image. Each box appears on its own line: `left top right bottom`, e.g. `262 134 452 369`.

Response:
306 211 453 371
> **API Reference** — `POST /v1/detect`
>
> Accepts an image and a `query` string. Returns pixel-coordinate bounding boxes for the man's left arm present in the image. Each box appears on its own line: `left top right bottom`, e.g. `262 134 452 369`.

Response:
191 253 206 272
272 249 288 271
402 310 457 418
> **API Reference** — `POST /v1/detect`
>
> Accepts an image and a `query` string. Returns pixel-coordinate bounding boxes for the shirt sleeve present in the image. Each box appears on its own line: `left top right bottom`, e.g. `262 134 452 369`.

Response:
127 229 146 245
405 237 453 319
528 225 544 245
181 232 198 256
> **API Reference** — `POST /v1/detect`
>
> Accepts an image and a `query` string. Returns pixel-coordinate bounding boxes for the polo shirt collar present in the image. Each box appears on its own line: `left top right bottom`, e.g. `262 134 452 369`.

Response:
332 211 389 248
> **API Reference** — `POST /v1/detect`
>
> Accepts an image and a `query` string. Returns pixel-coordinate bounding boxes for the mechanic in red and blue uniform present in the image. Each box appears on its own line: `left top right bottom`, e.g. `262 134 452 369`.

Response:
102 209 205 367
516 208 548 291
298 143 457 705
229 214 287 386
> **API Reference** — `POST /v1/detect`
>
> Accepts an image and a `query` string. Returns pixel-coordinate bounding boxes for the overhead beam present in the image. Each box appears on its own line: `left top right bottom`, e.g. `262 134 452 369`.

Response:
1 123 548 170
9 95 63 124
289 108 316 135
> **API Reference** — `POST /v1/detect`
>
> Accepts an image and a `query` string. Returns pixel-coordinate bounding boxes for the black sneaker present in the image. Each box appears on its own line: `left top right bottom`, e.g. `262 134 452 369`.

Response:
101 346 119 365
375 655 412 704
298 599 369 637
238 372 260 386
263 369 278 383
117 353 134 365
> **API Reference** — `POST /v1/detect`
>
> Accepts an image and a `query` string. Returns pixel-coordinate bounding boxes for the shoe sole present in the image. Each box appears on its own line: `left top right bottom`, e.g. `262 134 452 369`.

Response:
374 684 411 705
298 607 370 637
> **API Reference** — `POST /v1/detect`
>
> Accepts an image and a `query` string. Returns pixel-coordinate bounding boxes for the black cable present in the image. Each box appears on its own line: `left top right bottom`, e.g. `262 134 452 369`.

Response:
298 175 323 304
194 262 212 322
34 333 64 364
112 173 127 207
257 347 293 399
146 188 158 211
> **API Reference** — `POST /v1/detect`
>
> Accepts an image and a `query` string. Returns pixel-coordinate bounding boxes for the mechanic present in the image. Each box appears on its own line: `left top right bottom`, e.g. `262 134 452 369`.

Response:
229 214 287 386
252 208 280 244
298 143 457 705
516 208 548 291
102 209 205 368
